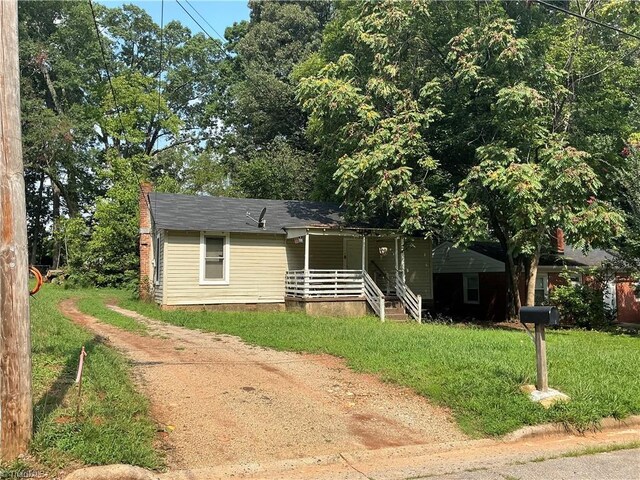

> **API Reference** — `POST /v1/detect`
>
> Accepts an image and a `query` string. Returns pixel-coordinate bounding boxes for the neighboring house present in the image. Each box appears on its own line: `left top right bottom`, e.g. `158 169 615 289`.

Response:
432 232 640 324
139 184 432 321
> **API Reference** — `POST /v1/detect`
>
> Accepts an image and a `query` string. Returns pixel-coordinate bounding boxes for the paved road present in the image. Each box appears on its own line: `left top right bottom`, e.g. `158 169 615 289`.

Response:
429 448 640 480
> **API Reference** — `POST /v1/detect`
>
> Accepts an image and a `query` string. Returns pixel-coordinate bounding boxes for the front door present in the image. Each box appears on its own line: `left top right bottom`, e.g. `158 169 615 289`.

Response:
344 238 364 270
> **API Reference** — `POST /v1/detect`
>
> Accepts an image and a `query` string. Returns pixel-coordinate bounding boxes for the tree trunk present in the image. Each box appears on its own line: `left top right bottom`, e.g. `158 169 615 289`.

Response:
524 249 541 306
51 180 61 269
506 251 522 318
29 172 45 265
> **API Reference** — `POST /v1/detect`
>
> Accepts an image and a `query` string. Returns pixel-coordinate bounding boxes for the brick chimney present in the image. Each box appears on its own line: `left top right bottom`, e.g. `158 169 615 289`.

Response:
551 227 565 255
139 181 153 300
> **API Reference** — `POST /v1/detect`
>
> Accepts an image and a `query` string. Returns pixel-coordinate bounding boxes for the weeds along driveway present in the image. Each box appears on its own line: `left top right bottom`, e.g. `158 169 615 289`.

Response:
58 299 466 470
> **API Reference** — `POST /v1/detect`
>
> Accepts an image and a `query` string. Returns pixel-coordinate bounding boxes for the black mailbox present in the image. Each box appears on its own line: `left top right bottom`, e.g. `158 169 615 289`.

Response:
519 306 559 326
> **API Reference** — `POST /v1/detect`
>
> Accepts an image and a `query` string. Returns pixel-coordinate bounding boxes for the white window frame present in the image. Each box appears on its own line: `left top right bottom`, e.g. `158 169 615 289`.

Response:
463 273 480 304
535 273 549 304
199 232 230 285
153 231 161 285
634 281 640 303
569 273 582 287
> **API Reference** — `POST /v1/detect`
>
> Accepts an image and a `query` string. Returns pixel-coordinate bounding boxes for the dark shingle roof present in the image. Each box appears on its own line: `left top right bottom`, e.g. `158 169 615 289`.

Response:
467 241 612 268
148 193 346 234
540 245 613 267
468 242 507 262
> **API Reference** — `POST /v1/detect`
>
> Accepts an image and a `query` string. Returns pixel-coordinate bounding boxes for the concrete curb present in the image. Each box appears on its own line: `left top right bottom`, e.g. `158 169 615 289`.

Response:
63 464 160 480
503 415 640 442
61 417 640 480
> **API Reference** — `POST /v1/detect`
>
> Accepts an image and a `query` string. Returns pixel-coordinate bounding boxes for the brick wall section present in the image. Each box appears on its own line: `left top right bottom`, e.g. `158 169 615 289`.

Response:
549 227 565 254
139 182 153 300
616 275 640 324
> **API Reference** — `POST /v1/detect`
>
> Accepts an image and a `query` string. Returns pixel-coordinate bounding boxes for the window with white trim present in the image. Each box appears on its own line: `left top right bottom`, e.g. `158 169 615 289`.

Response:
463 273 480 304
569 273 582 287
535 274 549 305
634 281 640 302
200 233 229 284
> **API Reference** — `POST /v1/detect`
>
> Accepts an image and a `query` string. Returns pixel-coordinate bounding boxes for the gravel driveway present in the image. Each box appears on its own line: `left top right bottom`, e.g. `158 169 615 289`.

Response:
59 299 466 470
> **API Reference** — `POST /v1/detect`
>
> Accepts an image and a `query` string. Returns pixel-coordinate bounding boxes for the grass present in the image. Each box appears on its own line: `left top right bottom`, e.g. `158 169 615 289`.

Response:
28 286 161 472
100 293 640 438
560 440 640 458
77 294 148 334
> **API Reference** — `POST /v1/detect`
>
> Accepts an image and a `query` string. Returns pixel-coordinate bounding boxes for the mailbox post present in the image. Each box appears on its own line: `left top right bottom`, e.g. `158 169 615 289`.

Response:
519 306 559 392
534 323 548 391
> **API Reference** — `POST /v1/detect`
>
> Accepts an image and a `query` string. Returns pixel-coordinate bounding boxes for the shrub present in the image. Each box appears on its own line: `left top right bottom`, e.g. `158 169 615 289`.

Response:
550 270 614 329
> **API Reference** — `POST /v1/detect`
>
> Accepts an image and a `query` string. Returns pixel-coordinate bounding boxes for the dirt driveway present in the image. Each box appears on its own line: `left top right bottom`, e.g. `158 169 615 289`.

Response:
59 299 466 470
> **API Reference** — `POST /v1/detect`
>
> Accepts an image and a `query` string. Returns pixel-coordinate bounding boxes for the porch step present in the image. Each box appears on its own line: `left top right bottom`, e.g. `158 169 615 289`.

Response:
385 307 406 315
386 312 409 322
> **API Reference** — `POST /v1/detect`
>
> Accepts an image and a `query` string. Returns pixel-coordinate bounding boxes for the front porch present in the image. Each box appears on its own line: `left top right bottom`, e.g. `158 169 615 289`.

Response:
283 228 423 321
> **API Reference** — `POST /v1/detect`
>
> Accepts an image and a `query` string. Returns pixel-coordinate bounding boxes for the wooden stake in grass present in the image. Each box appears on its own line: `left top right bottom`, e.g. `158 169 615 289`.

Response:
75 346 88 421
0 0 33 461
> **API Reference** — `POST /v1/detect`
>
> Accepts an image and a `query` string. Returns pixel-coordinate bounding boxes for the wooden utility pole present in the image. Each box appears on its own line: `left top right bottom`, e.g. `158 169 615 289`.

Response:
0 0 33 460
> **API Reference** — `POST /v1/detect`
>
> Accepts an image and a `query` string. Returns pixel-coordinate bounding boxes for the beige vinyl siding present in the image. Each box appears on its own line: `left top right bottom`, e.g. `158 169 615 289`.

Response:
164 231 289 305
432 241 505 274
153 229 165 303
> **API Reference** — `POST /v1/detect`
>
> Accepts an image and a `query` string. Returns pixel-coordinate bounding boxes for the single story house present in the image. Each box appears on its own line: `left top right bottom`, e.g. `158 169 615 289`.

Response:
139 184 433 321
432 232 640 324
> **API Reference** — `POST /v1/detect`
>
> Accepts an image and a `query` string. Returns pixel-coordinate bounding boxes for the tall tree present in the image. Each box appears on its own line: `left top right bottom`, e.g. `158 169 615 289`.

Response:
217 0 332 199
298 0 630 310
18 1 225 280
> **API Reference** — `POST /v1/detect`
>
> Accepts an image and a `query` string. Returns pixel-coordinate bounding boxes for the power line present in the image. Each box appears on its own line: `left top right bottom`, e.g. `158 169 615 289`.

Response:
156 0 164 123
184 0 226 43
88 0 130 150
533 0 640 42
175 0 227 56
88 0 151 208
154 0 164 223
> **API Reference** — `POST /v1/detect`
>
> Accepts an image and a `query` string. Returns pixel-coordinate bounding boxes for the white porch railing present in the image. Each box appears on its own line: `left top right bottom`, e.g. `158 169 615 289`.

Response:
285 270 364 298
395 271 422 322
285 269 387 321
363 270 385 322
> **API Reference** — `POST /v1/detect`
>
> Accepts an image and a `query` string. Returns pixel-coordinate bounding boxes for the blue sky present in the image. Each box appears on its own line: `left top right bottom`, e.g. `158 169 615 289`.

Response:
97 1 250 40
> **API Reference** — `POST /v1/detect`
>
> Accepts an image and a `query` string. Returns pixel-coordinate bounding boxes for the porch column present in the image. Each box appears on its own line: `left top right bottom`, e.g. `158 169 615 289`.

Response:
361 235 366 272
395 237 399 272
304 232 310 297
400 237 406 283
304 232 310 271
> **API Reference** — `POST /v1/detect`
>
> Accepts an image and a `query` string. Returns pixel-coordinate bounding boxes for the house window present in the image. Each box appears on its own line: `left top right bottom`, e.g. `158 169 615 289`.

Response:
535 274 549 305
634 281 640 302
463 273 480 304
569 274 582 287
200 233 229 284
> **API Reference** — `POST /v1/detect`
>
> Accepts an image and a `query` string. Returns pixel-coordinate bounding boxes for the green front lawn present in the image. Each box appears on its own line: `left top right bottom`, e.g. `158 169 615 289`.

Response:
103 293 640 437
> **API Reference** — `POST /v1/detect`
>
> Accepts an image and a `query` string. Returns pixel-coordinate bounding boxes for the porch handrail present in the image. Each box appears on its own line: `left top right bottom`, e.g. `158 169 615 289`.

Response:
395 271 422 322
370 260 394 296
363 270 385 322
